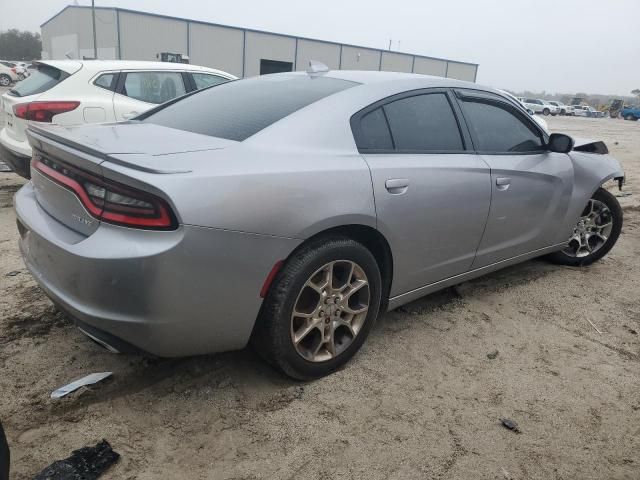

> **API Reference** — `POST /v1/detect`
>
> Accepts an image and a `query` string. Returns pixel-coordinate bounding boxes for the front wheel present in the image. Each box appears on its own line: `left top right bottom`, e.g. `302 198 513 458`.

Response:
547 188 623 266
543 108 550 116
0 75 10 87
253 237 382 380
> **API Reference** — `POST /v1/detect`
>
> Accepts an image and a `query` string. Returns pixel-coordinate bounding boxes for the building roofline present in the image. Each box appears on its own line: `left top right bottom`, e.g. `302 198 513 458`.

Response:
41 5 479 67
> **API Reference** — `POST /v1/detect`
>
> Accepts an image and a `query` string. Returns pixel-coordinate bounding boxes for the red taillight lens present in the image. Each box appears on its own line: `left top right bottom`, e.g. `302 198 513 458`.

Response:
13 101 80 122
11 67 17 73
32 155 177 230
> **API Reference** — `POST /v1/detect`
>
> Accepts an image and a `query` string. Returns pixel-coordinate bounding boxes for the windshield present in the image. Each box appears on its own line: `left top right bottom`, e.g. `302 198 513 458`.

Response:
7 64 70 97
141 75 358 141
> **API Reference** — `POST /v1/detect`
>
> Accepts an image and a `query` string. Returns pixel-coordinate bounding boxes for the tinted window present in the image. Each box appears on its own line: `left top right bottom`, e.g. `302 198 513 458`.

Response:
142 75 357 141
94 73 115 91
192 73 229 90
383 93 463 151
123 71 186 104
460 99 544 153
355 108 393 150
7 64 70 97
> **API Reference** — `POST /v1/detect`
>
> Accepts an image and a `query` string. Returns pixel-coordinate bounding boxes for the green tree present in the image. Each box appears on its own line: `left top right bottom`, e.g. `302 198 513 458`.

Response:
0 29 41 61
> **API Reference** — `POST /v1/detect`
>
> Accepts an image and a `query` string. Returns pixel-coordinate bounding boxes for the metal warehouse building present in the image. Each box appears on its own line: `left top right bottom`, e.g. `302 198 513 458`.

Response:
41 6 479 81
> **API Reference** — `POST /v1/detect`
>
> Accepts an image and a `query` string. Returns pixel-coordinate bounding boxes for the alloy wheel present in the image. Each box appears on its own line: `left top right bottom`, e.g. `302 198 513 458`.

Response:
290 260 370 362
563 198 613 258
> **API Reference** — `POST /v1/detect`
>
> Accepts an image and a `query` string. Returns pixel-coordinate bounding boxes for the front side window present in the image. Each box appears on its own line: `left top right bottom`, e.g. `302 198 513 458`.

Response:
192 73 229 90
123 71 186 104
382 93 464 151
459 99 545 153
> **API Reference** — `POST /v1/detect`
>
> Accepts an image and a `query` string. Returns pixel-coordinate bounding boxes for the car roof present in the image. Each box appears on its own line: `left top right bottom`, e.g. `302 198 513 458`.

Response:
35 59 237 78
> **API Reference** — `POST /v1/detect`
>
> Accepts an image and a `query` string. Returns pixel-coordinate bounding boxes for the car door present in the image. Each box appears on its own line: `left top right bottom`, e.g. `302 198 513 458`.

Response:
354 89 491 296
113 70 188 121
453 89 573 268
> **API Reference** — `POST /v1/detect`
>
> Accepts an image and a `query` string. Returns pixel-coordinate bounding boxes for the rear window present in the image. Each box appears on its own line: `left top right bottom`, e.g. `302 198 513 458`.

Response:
7 64 70 97
141 75 357 141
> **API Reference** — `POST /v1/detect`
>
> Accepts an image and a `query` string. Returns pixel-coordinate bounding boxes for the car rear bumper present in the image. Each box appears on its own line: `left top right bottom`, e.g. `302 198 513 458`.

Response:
15 182 301 357
0 128 31 178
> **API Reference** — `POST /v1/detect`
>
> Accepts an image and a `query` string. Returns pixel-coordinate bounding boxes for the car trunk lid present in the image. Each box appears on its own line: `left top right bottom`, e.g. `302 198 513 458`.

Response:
26 122 235 234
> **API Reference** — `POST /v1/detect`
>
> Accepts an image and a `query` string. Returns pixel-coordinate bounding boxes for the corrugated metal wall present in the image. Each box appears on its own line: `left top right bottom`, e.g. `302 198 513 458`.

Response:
189 23 244 77
41 6 478 82
41 7 118 59
118 11 187 61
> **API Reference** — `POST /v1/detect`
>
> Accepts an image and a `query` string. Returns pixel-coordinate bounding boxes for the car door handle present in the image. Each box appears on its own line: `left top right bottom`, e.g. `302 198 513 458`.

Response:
496 177 511 190
122 111 139 119
385 178 409 194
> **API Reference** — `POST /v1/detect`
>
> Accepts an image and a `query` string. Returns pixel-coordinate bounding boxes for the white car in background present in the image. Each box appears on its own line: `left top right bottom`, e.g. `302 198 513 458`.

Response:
522 98 559 116
0 60 236 177
0 62 20 86
498 90 548 132
548 101 574 116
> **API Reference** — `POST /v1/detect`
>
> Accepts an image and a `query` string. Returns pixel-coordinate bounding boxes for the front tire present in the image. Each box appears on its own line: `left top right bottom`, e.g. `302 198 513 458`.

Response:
0 75 10 87
543 108 550 116
547 188 623 266
253 236 382 380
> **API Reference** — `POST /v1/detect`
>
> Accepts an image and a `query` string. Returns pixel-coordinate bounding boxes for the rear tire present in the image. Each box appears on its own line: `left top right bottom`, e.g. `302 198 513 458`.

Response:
0 75 10 87
253 236 382 380
543 108 550 116
547 188 622 267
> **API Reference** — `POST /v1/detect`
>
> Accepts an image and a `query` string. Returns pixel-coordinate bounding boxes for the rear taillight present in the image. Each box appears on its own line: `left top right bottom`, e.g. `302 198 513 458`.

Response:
11 67 17 73
13 101 80 122
32 155 177 230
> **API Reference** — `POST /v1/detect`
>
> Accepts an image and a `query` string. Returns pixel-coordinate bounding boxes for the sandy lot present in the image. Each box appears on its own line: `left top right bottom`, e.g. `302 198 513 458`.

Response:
0 102 639 479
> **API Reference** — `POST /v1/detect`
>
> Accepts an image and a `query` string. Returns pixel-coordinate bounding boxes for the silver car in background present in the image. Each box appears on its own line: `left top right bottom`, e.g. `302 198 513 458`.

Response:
15 70 624 379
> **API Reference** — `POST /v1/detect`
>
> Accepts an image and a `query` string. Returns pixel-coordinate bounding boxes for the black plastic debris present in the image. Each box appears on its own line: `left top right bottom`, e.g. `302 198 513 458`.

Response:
500 418 521 433
0 422 9 480
33 440 119 480
5 271 20 277
487 350 499 360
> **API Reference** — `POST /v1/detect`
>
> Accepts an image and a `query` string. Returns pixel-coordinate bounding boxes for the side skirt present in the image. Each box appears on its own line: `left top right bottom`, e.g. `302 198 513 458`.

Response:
387 243 566 311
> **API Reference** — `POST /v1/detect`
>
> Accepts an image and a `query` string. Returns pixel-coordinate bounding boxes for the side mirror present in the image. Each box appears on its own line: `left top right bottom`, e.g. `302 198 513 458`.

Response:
527 108 535 115
547 133 575 153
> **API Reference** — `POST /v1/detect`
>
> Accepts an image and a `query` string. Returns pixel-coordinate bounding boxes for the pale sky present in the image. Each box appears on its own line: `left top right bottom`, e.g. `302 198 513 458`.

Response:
1 0 638 95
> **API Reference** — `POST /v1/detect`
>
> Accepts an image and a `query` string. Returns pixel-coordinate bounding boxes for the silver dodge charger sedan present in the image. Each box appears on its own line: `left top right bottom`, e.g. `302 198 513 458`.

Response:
15 68 624 379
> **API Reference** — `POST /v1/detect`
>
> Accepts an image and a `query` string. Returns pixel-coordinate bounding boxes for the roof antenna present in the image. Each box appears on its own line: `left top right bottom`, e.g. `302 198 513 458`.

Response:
307 60 329 75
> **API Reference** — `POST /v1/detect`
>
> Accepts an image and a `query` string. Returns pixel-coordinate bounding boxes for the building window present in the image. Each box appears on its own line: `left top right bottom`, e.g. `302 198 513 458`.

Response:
260 59 293 75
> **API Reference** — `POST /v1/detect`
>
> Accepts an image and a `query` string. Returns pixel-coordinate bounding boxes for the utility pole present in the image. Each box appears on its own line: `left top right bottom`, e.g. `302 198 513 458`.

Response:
388 39 392 51
92 0 98 59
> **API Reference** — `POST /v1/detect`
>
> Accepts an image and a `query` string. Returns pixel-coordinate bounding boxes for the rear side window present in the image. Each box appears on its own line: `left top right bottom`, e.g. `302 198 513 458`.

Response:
192 73 229 90
383 93 464 151
94 73 116 91
355 108 393 150
7 64 69 97
459 99 544 153
142 75 357 141
123 71 186 104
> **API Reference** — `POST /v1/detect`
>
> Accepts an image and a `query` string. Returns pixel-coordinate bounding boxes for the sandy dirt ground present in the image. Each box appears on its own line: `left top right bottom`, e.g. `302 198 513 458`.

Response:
0 100 639 479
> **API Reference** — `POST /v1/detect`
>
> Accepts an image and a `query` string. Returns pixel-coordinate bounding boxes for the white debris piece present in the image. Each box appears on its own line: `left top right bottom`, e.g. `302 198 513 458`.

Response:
51 372 113 399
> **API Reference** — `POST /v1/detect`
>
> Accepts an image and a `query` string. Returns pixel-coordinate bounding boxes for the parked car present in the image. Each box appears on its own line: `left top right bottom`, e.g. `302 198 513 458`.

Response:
15 70 624 379
522 98 559 116
621 105 640 121
0 60 236 178
0 61 26 80
0 63 19 86
548 101 574 116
